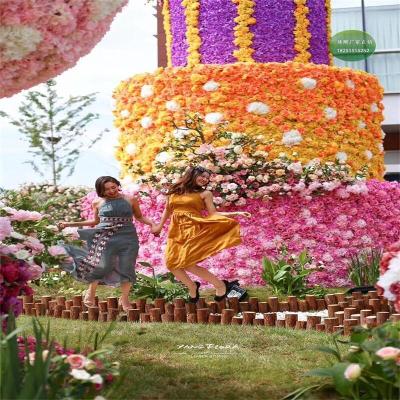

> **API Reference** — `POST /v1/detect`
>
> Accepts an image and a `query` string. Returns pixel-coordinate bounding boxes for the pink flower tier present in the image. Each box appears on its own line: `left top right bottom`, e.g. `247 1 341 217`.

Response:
109 0 399 286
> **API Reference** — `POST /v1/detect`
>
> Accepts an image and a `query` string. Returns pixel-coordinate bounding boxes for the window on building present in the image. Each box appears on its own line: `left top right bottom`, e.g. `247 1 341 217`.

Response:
332 0 400 93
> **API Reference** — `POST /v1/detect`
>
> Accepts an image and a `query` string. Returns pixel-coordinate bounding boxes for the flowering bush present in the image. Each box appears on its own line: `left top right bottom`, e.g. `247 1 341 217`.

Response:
135 114 368 207
79 179 400 287
0 255 37 318
0 0 128 98
2 315 120 399
287 322 400 399
377 241 400 313
1 183 90 222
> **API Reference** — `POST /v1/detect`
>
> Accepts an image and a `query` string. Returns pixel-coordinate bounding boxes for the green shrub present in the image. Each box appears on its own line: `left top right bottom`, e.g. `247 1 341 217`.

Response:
348 248 382 287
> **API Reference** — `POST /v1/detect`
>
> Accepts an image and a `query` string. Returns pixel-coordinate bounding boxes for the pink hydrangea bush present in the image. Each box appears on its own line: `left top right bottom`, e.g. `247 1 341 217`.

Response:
79 179 400 287
376 241 400 312
0 0 128 98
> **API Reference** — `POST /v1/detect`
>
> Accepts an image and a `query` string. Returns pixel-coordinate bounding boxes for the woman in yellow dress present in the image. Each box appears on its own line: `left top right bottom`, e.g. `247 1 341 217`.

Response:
152 166 251 302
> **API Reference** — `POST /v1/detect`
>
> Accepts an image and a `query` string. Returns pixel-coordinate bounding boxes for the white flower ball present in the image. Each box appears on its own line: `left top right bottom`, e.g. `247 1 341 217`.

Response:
203 80 220 92
125 143 137 156
165 100 180 112
246 102 270 115
299 77 317 89
155 152 172 164
140 116 153 129
281 130 303 146
120 110 130 118
345 79 355 89
364 150 373 160
140 84 154 98
324 107 337 120
336 151 348 163
205 112 224 124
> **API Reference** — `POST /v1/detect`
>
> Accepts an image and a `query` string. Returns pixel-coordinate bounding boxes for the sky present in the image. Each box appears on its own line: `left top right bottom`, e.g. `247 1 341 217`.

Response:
0 0 397 189
0 1 156 189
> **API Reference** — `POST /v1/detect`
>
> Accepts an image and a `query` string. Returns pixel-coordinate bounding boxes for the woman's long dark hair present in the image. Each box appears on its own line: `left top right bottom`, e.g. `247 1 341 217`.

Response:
95 176 121 197
167 166 211 195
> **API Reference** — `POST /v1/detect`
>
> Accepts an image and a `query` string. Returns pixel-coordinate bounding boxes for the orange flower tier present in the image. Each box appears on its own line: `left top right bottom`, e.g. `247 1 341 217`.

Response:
113 62 385 178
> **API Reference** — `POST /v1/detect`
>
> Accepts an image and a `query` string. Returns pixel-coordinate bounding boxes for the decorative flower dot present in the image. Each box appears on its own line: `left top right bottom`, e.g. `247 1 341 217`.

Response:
205 112 224 124
358 121 366 129
282 130 303 146
202 80 220 92
336 151 348 163
345 79 355 89
140 84 154 98
364 150 373 160
324 107 337 120
299 77 317 90
140 116 153 129
120 110 130 118
165 100 180 112
370 103 379 112
246 102 270 115
125 143 137 156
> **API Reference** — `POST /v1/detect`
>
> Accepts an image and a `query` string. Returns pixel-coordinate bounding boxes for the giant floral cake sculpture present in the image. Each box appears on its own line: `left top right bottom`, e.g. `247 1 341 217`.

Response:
106 0 400 287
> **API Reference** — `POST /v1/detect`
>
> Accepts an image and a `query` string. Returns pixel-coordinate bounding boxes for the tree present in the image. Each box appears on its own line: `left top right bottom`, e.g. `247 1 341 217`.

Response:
0 80 107 187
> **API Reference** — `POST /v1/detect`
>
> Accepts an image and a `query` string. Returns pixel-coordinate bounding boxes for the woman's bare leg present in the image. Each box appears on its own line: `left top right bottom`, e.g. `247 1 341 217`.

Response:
184 265 226 296
169 268 198 297
120 281 132 310
85 281 98 305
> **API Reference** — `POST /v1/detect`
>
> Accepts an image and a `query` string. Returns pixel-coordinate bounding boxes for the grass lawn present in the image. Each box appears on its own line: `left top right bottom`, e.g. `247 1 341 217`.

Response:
17 315 343 400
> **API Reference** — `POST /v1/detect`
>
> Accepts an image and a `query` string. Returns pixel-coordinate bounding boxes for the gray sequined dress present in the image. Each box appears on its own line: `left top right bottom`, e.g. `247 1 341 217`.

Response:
61 197 139 287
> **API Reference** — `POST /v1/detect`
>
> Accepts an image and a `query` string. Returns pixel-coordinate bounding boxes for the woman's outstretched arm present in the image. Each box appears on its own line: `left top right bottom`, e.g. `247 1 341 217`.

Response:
151 197 171 235
202 191 251 218
58 200 101 228
130 197 156 227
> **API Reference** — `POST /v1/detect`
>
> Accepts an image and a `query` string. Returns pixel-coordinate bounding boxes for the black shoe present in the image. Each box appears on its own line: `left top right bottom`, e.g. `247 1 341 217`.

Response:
189 281 201 303
214 280 231 302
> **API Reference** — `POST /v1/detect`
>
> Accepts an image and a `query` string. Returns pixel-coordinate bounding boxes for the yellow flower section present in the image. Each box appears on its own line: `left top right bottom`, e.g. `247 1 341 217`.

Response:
162 0 173 67
113 62 384 179
182 0 201 67
325 0 333 66
293 0 311 63
232 0 256 62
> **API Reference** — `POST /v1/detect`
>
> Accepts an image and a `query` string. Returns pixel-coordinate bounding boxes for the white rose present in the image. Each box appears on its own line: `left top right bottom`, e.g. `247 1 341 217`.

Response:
155 152 172 164
165 100 180 111
336 151 348 163
15 250 30 260
246 101 270 115
70 368 91 381
370 102 379 112
358 121 366 129
125 143 137 156
345 79 355 89
364 150 373 160
205 112 224 124
233 145 243 154
299 77 317 89
172 128 187 140
140 116 153 129
90 374 104 385
140 84 154 98
281 130 302 146
202 80 220 91
120 109 130 118
324 107 337 120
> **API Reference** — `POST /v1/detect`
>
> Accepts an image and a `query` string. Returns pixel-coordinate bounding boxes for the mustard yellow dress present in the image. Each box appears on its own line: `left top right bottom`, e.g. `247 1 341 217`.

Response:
165 192 242 269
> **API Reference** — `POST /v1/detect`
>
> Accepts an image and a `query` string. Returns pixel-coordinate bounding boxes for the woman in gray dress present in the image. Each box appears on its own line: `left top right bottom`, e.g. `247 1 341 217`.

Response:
58 176 155 311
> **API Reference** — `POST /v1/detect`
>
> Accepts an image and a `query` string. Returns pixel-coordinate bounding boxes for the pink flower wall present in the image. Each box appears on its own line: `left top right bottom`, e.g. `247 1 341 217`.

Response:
80 180 400 287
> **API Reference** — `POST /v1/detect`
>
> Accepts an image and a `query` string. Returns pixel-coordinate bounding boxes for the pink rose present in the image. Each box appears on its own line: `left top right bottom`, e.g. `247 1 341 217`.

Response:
48 246 67 257
344 364 361 381
66 354 87 369
375 347 400 360
0 217 12 241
